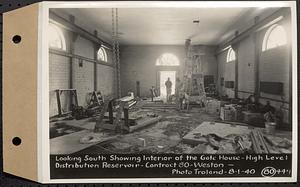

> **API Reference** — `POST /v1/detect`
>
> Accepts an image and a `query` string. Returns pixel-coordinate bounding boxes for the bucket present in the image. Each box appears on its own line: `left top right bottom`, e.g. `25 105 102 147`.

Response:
265 122 277 134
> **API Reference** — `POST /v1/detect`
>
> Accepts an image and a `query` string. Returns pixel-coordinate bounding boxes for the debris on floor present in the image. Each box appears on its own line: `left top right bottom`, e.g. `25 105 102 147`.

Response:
163 122 192 137
50 100 292 155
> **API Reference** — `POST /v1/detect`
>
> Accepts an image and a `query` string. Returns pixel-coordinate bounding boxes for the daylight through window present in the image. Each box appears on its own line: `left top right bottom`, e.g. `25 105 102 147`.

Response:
97 47 108 62
156 53 180 66
226 47 236 63
49 23 66 50
262 24 287 51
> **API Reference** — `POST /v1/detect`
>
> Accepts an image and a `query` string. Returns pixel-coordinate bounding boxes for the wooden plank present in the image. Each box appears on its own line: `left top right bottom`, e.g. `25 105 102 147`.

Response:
129 116 162 132
52 120 95 130
104 111 142 120
258 130 270 153
250 131 260 153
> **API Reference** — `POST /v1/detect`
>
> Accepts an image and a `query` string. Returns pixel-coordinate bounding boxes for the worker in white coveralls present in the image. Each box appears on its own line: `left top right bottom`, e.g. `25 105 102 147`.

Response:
165 77 172 102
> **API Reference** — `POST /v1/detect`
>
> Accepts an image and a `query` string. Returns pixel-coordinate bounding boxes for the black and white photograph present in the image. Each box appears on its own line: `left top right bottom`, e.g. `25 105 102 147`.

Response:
46 1 297 182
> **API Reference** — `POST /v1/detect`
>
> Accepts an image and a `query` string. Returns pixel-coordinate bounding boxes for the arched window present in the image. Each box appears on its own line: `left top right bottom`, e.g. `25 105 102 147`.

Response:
226 47 236 63
49 23 66 50
97 47 107 62
156 53 180 66
262 24 287 51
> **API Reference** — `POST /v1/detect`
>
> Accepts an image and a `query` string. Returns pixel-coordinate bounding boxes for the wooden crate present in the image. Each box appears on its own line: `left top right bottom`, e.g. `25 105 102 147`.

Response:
206 99 221 114
220 106 236 121
242 111 265 127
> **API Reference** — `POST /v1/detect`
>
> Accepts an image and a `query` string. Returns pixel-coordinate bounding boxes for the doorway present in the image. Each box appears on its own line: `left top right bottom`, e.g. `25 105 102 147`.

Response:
159 71 176 102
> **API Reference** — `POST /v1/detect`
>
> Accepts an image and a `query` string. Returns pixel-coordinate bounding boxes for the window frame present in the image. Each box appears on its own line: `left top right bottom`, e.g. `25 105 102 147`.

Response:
262 24 287 52
155 53 180 66
97 46 108 62
226 47 236 63
48 22 67 51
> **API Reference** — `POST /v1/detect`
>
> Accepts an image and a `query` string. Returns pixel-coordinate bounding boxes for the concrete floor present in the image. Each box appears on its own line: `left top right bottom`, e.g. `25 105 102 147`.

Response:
73 107 219 154
50 105 292 154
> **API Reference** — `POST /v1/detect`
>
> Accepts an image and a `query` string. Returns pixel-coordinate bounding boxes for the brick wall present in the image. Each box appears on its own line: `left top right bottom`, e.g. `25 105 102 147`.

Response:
73 36 95 107
192 45 218 80
217 49 235 98
120 45 185 97
237 36 255 98
216 9 291 124
97 64 114 96
73 58 94 107
49 53 70 117
49 35 115 117
120 45 217 98
258 22 290 124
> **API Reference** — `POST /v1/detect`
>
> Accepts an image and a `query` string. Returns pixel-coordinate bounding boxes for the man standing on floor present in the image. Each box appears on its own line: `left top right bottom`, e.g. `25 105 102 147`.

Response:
165 77 172 102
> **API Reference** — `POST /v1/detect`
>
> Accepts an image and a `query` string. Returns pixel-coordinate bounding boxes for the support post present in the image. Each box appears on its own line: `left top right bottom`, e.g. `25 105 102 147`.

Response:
69 15 76 89
254 16 260 103
109 100 114 124
56 90 62 116
69 15 77 110
232 31 239 99
124 107 129 127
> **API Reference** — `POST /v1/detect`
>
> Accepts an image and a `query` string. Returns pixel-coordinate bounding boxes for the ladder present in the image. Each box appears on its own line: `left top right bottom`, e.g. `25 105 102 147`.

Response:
184 58 206 110
183 42 206 110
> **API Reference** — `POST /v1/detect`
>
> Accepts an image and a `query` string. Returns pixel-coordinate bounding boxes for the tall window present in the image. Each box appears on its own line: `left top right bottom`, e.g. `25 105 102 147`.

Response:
226 47 236 63
262 24 287 51
156 53 180 66
97 47 108 62
49 23 66 50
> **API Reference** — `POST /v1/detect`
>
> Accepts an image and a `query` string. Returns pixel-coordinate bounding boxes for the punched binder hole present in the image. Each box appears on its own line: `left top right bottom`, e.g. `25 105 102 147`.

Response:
12 35 21 44
12 137 21 146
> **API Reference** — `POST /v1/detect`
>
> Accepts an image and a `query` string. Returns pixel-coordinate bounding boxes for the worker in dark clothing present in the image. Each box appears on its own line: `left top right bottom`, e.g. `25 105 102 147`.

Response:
165 77 172 102
150 86 157 102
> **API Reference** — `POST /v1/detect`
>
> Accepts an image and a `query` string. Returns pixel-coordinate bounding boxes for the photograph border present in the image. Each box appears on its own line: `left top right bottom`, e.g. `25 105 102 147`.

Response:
40 1 298 183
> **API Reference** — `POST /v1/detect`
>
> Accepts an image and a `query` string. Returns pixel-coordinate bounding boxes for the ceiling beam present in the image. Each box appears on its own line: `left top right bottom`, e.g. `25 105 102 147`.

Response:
217 7 290 52
49 11 112 50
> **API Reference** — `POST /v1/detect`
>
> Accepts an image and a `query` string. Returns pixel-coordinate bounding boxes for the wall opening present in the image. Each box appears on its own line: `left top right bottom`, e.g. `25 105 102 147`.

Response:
97 46 108 62
159 71 176 102
226 47 236 62
49 22 66 51
262 24 287 51
156 53 180 66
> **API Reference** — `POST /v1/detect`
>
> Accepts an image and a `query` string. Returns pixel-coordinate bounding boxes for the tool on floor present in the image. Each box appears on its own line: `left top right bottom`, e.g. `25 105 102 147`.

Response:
234 135 251 153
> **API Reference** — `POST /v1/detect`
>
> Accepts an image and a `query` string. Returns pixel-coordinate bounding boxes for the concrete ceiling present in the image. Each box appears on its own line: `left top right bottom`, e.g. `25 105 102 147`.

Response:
56 7 278 45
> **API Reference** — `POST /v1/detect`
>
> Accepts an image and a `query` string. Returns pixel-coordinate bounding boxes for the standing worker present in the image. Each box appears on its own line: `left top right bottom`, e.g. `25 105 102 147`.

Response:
150 86 157 102
165 77 172 102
